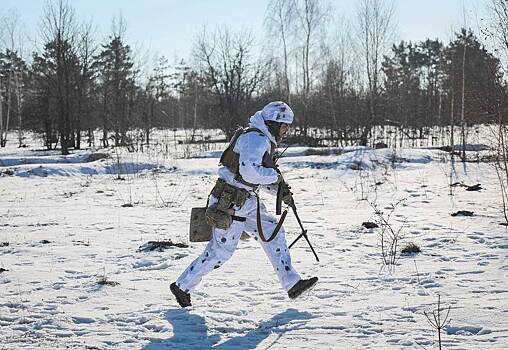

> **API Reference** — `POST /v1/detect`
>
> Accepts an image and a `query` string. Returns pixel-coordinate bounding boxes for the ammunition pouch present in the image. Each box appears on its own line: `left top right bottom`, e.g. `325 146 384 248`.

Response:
210 179 250 210
205 179 250 230
205 205 233 230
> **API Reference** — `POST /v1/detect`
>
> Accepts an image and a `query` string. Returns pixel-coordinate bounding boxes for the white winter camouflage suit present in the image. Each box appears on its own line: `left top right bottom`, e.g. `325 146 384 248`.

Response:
176 108 301 294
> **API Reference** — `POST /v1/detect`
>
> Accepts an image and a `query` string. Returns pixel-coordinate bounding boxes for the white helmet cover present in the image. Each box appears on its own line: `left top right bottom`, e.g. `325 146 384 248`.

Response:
261 101 294 124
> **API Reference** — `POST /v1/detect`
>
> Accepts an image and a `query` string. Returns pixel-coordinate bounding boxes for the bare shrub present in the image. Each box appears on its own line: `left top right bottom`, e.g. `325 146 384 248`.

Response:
424 294 452 350
371 199 407 265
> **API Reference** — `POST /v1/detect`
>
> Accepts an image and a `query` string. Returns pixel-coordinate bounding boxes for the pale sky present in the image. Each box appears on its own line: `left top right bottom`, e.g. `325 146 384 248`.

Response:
1 0 489 62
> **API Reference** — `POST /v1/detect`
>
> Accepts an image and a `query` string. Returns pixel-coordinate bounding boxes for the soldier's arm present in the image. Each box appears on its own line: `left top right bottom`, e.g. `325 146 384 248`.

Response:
235 133 279 185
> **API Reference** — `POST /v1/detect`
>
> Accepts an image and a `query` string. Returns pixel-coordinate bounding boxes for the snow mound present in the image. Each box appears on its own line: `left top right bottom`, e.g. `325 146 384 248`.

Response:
0 150 178 177
445 325 491 335
0 152 92 167
283 148 447 171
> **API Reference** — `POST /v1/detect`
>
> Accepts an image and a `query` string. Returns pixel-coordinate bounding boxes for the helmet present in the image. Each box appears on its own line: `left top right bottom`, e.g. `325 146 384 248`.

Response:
261 101 294 124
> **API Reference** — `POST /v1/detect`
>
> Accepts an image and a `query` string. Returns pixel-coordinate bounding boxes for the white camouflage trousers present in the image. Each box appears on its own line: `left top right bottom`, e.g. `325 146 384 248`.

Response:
176 194 301 294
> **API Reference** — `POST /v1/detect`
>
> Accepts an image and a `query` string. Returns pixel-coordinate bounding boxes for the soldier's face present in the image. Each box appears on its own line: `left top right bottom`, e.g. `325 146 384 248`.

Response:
279 123 290 139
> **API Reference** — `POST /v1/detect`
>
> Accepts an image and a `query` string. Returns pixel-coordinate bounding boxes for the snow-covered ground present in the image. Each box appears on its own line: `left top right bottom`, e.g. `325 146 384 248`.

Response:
1 135 507 349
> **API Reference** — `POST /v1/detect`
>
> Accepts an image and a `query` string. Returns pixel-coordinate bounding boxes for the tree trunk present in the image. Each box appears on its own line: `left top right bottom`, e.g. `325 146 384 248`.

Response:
460 39 467 161
0 76 4 147
5 70 13 146
88 128 94 147
102 95 109 147
76 129 81 149
15 73 23 147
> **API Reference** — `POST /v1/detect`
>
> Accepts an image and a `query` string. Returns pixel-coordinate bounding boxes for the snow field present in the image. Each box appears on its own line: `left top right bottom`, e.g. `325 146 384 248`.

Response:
1 140 507 349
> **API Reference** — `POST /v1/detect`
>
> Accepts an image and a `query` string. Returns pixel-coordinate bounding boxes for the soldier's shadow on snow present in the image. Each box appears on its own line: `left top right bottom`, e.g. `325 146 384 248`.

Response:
141 308 313 350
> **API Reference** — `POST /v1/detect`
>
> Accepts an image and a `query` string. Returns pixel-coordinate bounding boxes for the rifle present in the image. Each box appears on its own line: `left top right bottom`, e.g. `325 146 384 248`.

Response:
273 151 320 262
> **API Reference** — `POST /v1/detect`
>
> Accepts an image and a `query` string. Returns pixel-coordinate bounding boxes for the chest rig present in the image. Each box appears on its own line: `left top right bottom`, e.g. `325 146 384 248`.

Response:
219 127 277 188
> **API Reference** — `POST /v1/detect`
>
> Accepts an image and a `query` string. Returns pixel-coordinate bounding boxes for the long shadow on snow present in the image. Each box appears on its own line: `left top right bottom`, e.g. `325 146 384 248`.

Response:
141 308 313 350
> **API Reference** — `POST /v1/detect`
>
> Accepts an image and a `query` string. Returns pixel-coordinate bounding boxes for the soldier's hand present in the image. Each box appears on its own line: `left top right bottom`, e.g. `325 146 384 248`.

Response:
281 182 293 205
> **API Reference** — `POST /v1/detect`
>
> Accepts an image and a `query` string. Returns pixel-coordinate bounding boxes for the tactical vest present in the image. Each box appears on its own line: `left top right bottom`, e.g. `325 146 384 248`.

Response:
219 127 277 188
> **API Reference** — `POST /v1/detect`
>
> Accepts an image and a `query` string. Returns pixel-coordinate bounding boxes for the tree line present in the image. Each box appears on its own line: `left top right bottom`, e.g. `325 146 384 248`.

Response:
0 0 506 154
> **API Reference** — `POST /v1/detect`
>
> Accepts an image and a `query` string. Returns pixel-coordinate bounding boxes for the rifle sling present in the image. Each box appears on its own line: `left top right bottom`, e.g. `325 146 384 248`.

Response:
276 182 283 215
256 195 287 242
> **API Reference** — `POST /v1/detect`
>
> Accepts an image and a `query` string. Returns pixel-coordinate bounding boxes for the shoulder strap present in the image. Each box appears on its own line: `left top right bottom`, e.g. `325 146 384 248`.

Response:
244 127 263 134
219 127 265 164
219 128 244 165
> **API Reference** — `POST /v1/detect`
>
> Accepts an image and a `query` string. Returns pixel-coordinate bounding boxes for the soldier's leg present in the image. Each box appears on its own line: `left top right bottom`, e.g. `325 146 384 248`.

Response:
244 200 301 291
176 220 244 293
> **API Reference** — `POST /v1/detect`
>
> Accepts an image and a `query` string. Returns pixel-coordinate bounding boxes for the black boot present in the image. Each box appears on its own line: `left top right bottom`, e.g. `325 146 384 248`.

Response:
170 282 192 307
288 277 318 299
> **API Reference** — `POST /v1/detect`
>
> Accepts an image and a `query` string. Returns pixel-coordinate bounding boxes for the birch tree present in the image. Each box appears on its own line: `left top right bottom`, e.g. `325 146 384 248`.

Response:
194 27 264 137
354 0 395 146
0 10 25 147
264 0 297 103
488 0 508 223
294 0 328 134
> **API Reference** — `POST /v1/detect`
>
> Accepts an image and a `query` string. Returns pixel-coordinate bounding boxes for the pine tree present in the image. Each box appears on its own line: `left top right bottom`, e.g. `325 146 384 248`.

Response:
444 29 504 154
94 35 136 147
28 38 80 153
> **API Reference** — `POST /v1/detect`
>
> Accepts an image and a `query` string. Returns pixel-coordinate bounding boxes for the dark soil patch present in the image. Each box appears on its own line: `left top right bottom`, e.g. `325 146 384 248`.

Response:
465 184 482 191
451 210 474 217
97 276 119 286
362 222 379 229
138 240 189 252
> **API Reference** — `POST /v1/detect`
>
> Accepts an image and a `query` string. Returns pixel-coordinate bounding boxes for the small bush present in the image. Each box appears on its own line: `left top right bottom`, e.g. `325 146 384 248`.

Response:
86 153 110 162
284 134 323 146
304 148 331 156
401 242 421 254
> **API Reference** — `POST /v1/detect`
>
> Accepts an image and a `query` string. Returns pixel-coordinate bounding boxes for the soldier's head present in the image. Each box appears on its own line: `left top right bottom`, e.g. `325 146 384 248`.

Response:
261 101 294 142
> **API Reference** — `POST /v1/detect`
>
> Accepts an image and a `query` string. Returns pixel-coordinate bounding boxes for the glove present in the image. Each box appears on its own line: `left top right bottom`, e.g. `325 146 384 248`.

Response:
281 182 293 205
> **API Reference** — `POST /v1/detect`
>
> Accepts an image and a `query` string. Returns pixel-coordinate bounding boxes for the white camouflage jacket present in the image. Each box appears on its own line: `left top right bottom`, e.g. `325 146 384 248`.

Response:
218 111 279 196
